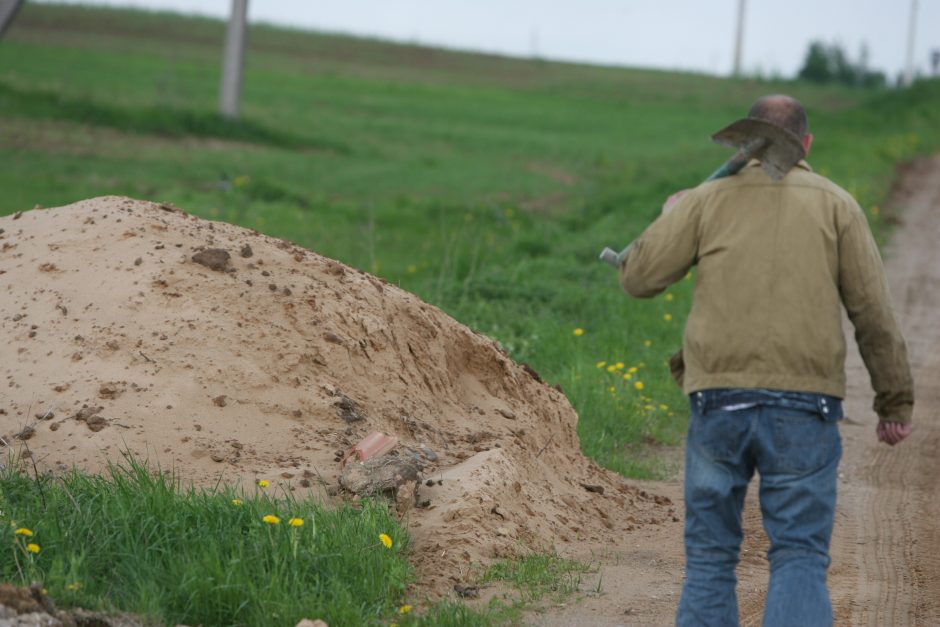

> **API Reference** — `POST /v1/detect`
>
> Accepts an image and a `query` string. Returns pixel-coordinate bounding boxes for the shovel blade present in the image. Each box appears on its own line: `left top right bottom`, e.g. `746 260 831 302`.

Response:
711 118 805 181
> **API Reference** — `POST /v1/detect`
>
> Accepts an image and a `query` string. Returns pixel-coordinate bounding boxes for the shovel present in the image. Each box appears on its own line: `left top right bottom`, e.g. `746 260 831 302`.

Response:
599 118 806 267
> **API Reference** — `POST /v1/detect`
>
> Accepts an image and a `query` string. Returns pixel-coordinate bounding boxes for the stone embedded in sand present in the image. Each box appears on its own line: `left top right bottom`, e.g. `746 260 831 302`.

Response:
335 395 364 422
240 244 253 258
339 455 422 498
191 248 231 272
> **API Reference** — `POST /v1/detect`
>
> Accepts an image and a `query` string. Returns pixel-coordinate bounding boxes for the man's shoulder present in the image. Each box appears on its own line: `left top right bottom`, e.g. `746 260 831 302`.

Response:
696 162 860 210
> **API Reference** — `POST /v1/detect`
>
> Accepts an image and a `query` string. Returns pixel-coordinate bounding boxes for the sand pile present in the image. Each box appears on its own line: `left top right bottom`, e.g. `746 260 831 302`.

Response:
0 197 673 590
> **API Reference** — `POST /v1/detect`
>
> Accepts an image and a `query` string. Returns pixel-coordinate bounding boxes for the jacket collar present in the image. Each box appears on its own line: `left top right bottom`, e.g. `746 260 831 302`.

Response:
746 158 813 172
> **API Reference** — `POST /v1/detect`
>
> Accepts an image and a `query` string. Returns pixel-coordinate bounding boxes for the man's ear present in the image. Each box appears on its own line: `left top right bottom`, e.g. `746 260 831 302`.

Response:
802 133 814 156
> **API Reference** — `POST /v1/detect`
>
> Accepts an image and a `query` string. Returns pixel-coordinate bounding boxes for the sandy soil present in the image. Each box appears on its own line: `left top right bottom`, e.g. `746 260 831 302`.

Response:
0 196 675 596
532 155 940 626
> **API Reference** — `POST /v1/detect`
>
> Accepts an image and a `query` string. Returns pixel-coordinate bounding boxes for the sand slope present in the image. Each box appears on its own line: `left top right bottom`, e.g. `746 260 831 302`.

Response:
0 197 672 590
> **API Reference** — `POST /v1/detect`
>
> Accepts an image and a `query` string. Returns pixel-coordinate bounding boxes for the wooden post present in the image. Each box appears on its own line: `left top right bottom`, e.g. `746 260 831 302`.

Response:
0 0 27 39
732 0 746 77
903 0 919 86
220 0 248 120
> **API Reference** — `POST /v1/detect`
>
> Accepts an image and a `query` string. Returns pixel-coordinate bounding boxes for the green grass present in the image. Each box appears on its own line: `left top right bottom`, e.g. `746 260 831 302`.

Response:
0 457 414 626
0 456 595 626
3 5 940 482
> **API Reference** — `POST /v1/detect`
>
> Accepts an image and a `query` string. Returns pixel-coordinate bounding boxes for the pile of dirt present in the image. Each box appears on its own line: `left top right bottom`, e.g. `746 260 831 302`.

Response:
0 197 673 592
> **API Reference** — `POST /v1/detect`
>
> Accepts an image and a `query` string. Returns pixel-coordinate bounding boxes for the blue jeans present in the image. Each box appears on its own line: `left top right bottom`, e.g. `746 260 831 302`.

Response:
676 388 843 627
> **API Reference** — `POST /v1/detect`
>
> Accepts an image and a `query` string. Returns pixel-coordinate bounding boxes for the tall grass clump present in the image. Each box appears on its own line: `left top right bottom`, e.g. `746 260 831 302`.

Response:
0 458 412 626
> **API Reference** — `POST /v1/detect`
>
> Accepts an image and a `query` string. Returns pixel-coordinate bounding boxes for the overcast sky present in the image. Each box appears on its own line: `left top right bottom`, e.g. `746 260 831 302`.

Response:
45 1 938 79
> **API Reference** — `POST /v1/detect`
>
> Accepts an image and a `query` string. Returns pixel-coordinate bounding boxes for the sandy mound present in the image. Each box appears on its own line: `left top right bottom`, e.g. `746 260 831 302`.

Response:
0 197 673 591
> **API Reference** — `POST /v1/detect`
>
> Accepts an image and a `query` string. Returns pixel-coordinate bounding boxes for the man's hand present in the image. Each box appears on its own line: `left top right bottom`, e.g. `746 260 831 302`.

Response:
876 421 914 445
662 189 689 216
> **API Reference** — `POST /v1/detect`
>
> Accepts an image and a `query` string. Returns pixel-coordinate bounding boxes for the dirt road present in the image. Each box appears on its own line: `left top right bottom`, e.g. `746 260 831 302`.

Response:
536 155 940 626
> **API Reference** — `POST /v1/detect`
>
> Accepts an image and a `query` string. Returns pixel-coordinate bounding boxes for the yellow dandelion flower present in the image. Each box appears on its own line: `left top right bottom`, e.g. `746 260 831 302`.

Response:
665 293 675 301
380 533 393 549
288 517 304 527
407 264 417 274
644 339 652 347
262 515 281 525
67 582 81 591
644 404 655 411
573 328 584 337
607 365 618 373
596 360 606 369
607 386 616 394
663 313 673 322
628 366 638 374
257 480 269 488
639 362 646 368
634 381 644 391
26 543 40 554
399 605 413 615
231 499 243 506
660 404 669 410
614 362 625 370
14 528 33 537
622 373 632 380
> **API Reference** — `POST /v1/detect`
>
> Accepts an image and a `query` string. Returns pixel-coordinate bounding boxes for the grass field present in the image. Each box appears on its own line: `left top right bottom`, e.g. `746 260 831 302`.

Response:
1 5 939 623
4 6 939 477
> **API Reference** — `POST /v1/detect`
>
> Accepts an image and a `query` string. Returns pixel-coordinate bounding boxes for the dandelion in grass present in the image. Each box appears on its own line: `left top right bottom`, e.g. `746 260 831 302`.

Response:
639 362 647 368
615 362 625 370
573 328 584 337
262 515 281 525
596 361 606 369
623 373 632 380
665 293 675 302
644 404 655 411
257 479 269 488
380 533 394 549
407 264 417 274
66 582 81 591
26 543 40 554
231 499 243 506
634 381 645 391
288 517 304 527
644 339 652 347
628 366 638 374
663 313 673 322
13 528 32 537
607 365 618 373
399 605 413 615
660 404 669 410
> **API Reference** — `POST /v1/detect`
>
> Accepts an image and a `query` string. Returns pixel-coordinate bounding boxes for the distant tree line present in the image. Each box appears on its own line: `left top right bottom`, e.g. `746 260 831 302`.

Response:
797 41 886 88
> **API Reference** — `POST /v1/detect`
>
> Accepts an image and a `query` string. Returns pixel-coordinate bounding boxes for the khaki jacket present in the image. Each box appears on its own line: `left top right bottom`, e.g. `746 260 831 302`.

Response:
619 161 913 423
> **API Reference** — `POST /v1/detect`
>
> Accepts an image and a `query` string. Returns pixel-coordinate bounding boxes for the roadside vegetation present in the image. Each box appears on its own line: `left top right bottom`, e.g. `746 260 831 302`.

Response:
2 4 939 624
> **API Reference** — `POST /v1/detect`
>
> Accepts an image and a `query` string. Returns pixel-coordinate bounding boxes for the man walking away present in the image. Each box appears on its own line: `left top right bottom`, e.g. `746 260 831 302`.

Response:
617 95 914 627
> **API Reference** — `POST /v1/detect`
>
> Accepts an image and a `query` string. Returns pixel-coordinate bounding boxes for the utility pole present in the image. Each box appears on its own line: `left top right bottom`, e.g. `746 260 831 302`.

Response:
732 0 746 77
0 0 27 39
219 0 248 120
902 0 918 86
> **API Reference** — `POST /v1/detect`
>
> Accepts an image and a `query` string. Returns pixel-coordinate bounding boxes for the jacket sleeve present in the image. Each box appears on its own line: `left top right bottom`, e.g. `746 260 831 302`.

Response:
619 190 701 298
838 209 914 423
